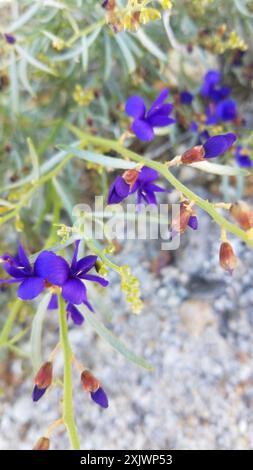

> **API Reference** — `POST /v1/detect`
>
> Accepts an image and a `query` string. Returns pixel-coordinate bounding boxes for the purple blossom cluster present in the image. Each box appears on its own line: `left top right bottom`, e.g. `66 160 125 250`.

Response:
0 241 108 326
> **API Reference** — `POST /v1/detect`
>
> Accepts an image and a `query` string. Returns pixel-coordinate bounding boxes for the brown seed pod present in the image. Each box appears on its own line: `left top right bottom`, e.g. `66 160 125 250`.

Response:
219 242 237 273
230 201 253 231
33 437 50 450
35 362 53 389
81 370 100 393
181 145 205 164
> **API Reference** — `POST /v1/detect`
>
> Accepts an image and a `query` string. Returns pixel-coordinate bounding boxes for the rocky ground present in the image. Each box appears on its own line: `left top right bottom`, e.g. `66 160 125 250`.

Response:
0 187 253 450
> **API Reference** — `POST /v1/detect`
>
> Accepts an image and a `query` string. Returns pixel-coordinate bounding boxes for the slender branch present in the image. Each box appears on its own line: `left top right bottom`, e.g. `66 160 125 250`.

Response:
0 299 23 345
58 294 80 450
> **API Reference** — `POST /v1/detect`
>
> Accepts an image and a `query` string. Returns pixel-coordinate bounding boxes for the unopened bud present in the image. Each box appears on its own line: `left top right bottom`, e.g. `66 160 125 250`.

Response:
102 0 115 10
35 362 53 389
81 370 100 393
33 437 50 450
122 169 139 189
181 145 205 164
219 242 237 273
172 201 193 234
230 201 253 230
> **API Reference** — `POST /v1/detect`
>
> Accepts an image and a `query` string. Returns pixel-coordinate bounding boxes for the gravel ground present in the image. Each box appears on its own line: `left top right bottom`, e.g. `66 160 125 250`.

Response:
1 192 253 450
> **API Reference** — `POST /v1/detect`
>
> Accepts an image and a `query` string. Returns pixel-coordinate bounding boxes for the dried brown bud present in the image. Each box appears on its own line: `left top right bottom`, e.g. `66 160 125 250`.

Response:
102 0 115 10
172 201 192 234
35 362 53 389
230 202 253 231
81 370 100 393
181 146 205 164
219 242 237 273
122 169 139 189
33 437 50 450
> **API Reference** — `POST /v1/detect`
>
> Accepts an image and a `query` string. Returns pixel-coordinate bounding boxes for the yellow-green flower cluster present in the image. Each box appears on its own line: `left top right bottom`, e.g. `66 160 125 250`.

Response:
119 265 143 314
73 85 96 107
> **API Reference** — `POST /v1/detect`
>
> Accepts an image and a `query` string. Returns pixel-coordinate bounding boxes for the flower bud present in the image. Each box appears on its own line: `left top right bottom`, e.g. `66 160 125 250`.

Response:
230 201 253 230
35 361 53 389
81 370 100 393
219 242 237 273
122 169 139 189
181 145 205 164
33 437 50 450
172 201 193 234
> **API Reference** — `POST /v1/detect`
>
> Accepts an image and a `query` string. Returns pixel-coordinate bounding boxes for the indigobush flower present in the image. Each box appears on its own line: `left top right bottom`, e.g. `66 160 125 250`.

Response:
0 244 65 300
43 241 109 325
235 146 253 168
81 370 108 408
181 133 236 163
125 89 175 141
107 166 167 205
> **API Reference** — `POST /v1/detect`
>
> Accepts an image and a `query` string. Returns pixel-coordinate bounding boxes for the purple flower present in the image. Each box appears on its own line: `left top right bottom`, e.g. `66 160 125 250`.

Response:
200 70 221 98
180 91 193 105
125 89 175 142
108 166 167 205
4 33 16 45
0 244 65 301
206 99 237 124
43 241 108 324
235 146 253 168
203 133 237 158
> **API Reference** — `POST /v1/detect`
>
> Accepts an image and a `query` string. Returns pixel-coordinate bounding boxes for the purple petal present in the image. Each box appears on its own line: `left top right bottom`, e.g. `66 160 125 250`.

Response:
18 243 31 270
180 91 193 105
34 251 69 286
90 387 109 408
200 70 221 97
61 278 87 305
4 33 16 45
75 255 97 275
138 166 159 183
188 215 198 230
147 115 175 127
32 385 46 402
48 293 58 310
148 89 169 115
131 119 154 142
216 99 237 122
83 299 95 312
235 147 252 168
0 278 21 284
3 262 26 279
209 86 230 102
80 273 109 287
125 96 146 119
140 190 157 205
71 240 80 271
17 277 45 300
66 303 85 325
143 183 167 193
203 133 237 158
107 176 130 204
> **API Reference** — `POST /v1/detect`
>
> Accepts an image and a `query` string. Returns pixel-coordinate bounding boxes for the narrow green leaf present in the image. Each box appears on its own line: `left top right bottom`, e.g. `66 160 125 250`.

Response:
27 137 40 180
190 161 250 176
82 307 154 371
135 28 167 62
58 145 136 170
15 44 56 76
114 33 136 74
30 293 51 372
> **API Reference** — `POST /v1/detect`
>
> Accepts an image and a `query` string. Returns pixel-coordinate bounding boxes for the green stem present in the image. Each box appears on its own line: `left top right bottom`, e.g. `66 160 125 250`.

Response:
0 299 22 345
58 294 80 450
